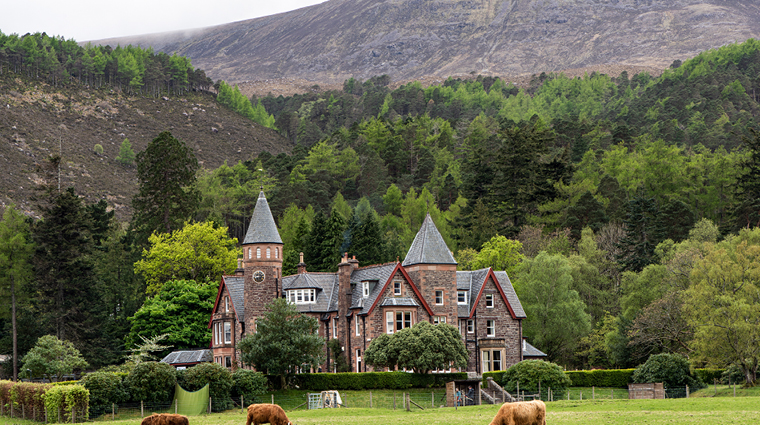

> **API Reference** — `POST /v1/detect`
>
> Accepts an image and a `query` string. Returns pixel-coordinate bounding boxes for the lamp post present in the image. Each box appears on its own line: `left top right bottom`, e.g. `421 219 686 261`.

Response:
26 368 31 382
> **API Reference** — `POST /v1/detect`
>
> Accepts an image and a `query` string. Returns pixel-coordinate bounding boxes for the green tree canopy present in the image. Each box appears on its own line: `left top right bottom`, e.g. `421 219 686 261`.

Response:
126 279 218 353
237 298 324 388
134 221 238 295
363 321 468 374
20 335 88 382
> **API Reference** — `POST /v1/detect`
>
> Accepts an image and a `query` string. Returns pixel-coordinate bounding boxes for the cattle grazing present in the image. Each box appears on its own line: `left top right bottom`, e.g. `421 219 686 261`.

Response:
140 413 189 425
245 403 291 425
489 400 546 425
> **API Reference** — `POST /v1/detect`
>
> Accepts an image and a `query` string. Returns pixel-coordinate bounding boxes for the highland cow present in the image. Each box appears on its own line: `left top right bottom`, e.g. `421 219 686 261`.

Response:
489 400 546 425
140 413 189 425
245 403 291 425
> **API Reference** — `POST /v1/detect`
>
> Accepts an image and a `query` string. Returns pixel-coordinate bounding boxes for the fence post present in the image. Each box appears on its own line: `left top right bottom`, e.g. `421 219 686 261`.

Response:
175 398 178 414
517 382 520 400
686 385 689 398
393 393 396 410
140 401 144 418
733 382 736 397
592 386 595 400
406 394 410 412
208 398 212 414
611 389 614 400
567 390 569 401
580 391 583 401
272 394 274 405
370 391 372 408
431 391 434 408
241 396 244 413
538 379 541 401
548 387 551 402
112 403 115 421
714 378 717 396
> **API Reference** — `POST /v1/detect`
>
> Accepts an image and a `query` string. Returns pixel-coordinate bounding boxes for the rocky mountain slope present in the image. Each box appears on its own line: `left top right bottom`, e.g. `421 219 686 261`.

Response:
91 0 760 85
0 76 292 220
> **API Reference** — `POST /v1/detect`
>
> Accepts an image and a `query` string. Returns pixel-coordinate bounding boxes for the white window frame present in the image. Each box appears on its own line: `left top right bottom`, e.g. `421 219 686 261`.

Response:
256 247 261 259
433 316 446 325
435 290 444 305
486 320 495 337
467 319 474 333
224 321 231 344
288 289 316 304
483 350 491 373
332 317 338 338
266 247 271 259
276 247 279 259
355 317 360 336
356 349 362 372
393 281 402 295
485 294 494 308
362 281 370 298
386 311 394 334
224 296 229 312
458 291 468 305
248 248 251 259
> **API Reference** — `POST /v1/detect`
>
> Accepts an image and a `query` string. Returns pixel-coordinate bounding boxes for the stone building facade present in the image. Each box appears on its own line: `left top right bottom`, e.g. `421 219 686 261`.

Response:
208 191 527 374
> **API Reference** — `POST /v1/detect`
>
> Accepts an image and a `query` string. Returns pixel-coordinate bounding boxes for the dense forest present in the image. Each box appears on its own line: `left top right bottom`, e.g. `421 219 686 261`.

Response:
2 33 760 383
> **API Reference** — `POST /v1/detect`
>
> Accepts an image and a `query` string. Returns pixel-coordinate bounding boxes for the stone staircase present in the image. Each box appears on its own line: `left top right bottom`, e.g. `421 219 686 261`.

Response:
481 377 516 404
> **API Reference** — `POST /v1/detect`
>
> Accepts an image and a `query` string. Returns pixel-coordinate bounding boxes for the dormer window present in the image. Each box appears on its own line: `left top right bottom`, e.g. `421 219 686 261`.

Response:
224 296 229 312
458 291 468 305
393 281 402 296
485 294 494 308
287 289 316 304
362 281 370 298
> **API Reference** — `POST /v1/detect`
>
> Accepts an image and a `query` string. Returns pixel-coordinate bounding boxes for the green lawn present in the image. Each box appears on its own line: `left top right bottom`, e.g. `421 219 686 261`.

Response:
3 391 759 425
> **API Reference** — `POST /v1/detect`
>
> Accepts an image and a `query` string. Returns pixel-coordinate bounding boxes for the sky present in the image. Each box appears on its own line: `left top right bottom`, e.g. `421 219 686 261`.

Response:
0 0 328 42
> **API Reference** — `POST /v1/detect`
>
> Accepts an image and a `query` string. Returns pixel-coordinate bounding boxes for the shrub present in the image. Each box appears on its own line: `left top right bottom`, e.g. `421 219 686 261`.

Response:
42 384 89 423
124 361 176 403
501 360 571 396
231 369 268 404
8 382 50 421
94 144 104 155
632 353 704 390
695 368 725 385
565 369 635 387
179 363 232 412
80 371 129 413
721 364 745 385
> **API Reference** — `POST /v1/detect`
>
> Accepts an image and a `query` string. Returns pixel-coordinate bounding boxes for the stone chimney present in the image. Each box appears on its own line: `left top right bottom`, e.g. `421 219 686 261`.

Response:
349 255 359 271
235 258 244 276
297 252 307 274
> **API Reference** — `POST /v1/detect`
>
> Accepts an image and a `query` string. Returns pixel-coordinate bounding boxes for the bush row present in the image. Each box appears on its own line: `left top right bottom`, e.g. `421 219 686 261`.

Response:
565 369 636 388
280 372 467 391
0 380 88 423
695 368 725 384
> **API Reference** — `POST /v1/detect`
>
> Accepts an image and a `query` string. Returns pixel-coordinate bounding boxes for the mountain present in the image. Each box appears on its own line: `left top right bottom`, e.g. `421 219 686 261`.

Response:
0 75 291 220
91 0 760 85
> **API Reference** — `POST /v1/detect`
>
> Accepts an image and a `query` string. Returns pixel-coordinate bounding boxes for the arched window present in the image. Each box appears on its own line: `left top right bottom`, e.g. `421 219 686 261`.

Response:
256 247 261 259
248 248 251 259
267 247 271 259
275 247 279 259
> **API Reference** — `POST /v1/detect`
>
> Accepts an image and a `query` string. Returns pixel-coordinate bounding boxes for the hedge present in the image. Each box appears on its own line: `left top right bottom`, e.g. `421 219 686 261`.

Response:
43 385 89 423
1 381 51 421
695 368 724 385
270 372 467 390
565 369 635 388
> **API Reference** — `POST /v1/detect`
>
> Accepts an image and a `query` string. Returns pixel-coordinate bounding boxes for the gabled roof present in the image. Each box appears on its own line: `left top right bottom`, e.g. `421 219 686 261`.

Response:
466 268 526 319
350 263 397 313
402 213 457 266
208 275 245 328
243 191 282 244
363 262 434 317
523 339 547 358
282 272 338 313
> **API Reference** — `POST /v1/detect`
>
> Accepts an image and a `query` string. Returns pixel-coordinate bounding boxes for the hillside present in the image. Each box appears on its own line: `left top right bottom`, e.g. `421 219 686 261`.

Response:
90 0 760 86
0 75 292 220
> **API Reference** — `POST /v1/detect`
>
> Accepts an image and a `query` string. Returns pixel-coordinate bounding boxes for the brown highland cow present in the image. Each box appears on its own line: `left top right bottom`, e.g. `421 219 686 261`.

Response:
140 413 189 425
245 403 291 425
489 400 547 425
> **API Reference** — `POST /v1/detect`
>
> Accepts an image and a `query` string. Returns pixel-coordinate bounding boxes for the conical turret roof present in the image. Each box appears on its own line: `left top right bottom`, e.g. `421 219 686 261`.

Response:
243 191 282 244
402 213 456 266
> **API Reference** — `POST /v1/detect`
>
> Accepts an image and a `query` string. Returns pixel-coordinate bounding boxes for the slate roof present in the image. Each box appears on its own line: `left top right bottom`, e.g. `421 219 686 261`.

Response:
402 213 457 266
282 273 338 313
222 275 245 323
351 263 398 314
456 269 488 318
493 271 526 318
243 191 282 244
161 349 213 365
380 297 419 307
523 340 547 358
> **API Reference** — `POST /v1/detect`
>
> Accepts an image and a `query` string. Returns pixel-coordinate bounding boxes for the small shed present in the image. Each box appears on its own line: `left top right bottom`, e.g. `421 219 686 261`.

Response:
161 349 213 369
628 383 665 399
446 379 482 407
522 338 547 360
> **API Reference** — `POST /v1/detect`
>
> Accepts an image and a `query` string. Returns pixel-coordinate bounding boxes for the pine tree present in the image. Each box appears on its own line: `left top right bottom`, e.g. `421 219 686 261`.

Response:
115 138 136 165
616 194 662 272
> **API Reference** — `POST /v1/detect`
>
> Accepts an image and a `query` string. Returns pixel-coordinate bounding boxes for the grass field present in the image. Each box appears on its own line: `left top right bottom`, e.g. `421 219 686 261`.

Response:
3 391 759 425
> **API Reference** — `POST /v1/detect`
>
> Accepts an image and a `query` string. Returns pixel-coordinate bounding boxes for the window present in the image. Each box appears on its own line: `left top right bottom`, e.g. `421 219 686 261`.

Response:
467 319 474 333
458 291 468 305
224 321 231 343
362 281 370 298
485 294 494 308
356 349 362 372
435 290 443 305
256 247 261 259
486 320 495 337
355 317 360 336
393 281 402 295
396 311 412 331
482 349 504 373
386 311 394 334
225 356 232 368
275 247 279 259
332 317 338 338
266 247 271 259
214 322 219 345
247 248 251 259
433 316 446 325
224 297 229 313
288 289 316 304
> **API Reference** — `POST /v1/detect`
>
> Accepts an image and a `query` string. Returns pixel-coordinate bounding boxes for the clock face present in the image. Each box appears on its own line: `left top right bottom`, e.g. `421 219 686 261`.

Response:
253 270 265 283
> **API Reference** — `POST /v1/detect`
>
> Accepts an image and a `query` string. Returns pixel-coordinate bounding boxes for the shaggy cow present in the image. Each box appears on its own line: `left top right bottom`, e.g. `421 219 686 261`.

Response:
140 413 189 425
245 403 291 425
489 400 546 425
